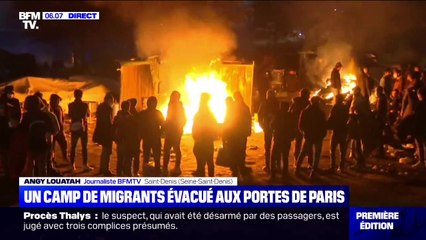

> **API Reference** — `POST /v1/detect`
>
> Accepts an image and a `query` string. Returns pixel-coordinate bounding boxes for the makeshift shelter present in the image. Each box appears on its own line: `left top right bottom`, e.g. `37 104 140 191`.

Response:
119 56 161 110
119 56 254 110
0 76 112 114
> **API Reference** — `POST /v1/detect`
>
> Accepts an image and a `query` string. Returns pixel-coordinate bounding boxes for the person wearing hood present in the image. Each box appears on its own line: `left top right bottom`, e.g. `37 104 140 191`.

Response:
257 89 279 173
295 96 327 179
163 91 186 176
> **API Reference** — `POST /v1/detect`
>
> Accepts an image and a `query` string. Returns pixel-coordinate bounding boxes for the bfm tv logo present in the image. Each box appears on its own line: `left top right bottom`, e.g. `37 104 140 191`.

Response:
19 12 40 30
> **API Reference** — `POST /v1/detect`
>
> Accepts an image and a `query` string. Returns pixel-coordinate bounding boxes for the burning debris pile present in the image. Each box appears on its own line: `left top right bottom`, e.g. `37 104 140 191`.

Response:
313 73 357 102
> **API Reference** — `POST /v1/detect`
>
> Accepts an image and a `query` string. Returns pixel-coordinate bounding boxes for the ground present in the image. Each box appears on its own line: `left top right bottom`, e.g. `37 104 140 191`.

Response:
2 121 426 207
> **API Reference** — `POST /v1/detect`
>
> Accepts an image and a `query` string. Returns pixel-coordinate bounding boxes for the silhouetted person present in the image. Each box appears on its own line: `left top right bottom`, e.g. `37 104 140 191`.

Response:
289 88 311 163
258 89 279 172
348 86 370 170
222 96 235 166
380 68 394 98
113 101 133 176
270 101 295 180
360 67 376 97
388 89 402 125
330 62 343 94
34 91 49 110
69 89 91 172
0 86 21 177
36 92 59 176
295 96 327 179
49 94 68 165
139 96 164 174
392 69 405 93
163 91 187 176
373 86 388 158
412 87 426 168
327 94 349 173
93 94 114 176
401 72 423 119
127 98 141 176
229 92 252 178
192 93 218 177
20 95 54 177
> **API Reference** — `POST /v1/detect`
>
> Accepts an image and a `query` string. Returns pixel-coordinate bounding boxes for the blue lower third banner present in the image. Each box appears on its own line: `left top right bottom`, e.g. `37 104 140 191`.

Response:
350 208 426 240
19 186 348 208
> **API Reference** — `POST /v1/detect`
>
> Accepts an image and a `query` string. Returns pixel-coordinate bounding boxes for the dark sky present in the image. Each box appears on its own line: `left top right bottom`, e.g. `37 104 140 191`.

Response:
2 1 426 65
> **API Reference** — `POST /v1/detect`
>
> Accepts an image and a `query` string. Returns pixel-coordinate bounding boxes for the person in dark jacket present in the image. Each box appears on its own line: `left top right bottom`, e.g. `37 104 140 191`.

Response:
163 91 187 176
257 89 279 173
113 101 133 176
380 68 394 98
373 86 388 158
328 94 349 173
20 95 54 177
412 87 426 168
49 94 68 165
93 93 115 176
330 62 343 94
139 96 164 174
229 92 252 178
192 93 218 177
359 67 376 98
400 72 424 119
388 89 402 125
270 101 295 180
393 68 405 93
0 86 21 177
289 88 311 164
68 89 92 172
127 98 141 176
295 96 327 179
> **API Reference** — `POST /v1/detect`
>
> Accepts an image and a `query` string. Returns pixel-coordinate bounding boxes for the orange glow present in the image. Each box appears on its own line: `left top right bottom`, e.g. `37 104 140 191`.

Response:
160 69 232 134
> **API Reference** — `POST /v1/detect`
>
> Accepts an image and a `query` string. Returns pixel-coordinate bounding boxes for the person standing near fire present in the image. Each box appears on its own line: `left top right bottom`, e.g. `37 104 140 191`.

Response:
68 89 92 172
127 98 141 176
258 89 279 173
270 101 295 180
93 93 115 176
163 91 187 176
0 86 21 177
289 88 311 165
379 68 394 98
359 66 376 98
229 92 252 178
49 94 69 166
327 94 349 173
330 62 343 95
295 96 327 179
139 96 164 175
192 93 218 177
113 100 133 176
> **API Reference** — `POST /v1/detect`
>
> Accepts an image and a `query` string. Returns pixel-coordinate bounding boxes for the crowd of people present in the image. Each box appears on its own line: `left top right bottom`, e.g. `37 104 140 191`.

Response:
1 61 426 181
0 86 252 179
258 62 426 180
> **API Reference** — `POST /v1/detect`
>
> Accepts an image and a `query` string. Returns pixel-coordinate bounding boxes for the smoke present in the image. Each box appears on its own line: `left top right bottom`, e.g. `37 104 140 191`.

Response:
277 1 426 84
304 41 353 87
92 1 245 92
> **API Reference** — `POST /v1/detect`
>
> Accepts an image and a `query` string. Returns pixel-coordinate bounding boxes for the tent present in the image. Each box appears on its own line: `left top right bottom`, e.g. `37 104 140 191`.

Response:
0 76 113 114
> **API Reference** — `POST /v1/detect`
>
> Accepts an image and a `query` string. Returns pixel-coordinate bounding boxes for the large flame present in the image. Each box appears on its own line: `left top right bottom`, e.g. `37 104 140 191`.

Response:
160 69 232 134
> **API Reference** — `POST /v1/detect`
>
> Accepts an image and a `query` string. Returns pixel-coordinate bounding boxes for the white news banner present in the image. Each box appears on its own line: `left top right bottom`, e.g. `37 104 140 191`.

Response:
19 177 238 186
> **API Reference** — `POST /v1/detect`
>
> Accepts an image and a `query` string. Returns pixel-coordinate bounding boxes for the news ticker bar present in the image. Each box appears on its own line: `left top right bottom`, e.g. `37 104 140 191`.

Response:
19 177 237 186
